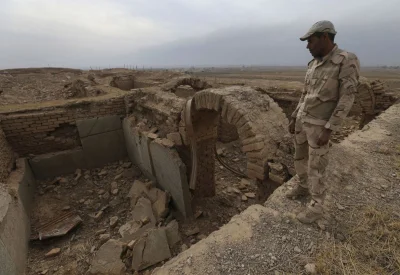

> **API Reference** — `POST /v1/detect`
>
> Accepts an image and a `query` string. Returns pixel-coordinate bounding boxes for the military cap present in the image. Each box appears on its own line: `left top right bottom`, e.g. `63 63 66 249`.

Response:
300 20 337 41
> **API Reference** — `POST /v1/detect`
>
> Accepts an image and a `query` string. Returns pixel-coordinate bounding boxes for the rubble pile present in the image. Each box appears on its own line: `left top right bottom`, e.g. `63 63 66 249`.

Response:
89 180 181 274
62 79 105 99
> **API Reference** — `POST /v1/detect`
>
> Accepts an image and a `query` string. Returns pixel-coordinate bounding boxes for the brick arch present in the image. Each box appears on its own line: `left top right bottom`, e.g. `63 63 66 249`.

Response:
162 77 212 93
182 86 288 198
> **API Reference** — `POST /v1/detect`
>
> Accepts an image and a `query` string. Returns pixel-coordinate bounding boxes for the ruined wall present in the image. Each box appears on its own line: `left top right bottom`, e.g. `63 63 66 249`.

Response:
125 88 185 137
218 118 239 143
0 127 14 183
0 97 125 156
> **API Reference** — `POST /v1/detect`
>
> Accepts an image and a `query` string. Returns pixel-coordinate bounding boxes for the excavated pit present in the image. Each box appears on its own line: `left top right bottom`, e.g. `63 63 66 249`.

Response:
0 72 398 275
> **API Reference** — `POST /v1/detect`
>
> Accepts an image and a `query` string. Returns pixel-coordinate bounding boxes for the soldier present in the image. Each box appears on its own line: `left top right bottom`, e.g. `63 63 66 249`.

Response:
286 21 360 223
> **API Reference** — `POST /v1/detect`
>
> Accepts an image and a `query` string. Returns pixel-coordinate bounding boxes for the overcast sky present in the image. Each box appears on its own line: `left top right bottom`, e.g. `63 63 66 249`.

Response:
1 0 399 69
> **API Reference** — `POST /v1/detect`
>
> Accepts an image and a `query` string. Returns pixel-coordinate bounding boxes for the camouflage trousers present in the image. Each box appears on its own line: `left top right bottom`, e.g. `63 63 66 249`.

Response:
294 119 329 206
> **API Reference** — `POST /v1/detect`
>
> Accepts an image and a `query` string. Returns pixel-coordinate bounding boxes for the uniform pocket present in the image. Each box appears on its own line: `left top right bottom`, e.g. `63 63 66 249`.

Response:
317 78 338 102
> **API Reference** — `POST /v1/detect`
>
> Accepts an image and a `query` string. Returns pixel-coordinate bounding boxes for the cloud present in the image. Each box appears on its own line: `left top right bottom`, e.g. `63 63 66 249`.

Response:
0 0 399 68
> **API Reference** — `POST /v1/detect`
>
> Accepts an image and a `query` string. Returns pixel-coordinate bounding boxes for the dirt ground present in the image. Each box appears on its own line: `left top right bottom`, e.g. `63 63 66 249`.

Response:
0 68 183 106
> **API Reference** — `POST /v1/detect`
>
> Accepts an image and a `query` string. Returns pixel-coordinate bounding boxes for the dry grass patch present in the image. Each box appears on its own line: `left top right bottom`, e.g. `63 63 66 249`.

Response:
316 206 400 275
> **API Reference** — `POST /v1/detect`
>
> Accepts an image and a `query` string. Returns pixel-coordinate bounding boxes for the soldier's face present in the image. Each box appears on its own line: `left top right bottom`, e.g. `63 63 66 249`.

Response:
306 35 324 58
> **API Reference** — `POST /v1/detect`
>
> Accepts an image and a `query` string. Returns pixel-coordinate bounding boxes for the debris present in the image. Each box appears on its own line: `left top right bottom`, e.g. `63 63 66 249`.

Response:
31 212 82 241
110 181 118 190
244 192 256 198
185 227 200 236
99 234 110 244
119 220 154 243
194 210 204 219
131 228 172 271
165 220 181 247
112 189 119 195
336 203 345 210
110 216 119 228
304 263 317 274
122 162 132 168
114 174 122 180
167 132 183 146
98 170 108 176
88 239 126 275
45 248 61 257
216 148 224 156
58 177 68 184
128 180 152 206
232 187 241 194
132 197 156 225
102 192 110 200
241 195 248 201
94 211 104 220
152 191 170 221
74 169 82 181
294 246 302 253
96 229 107 235
62 206 71 211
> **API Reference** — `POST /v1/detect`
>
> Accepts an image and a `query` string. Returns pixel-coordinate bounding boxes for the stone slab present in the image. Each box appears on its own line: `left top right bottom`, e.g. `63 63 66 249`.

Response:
81 129 127 168
0 184 30 275
88 239 125 275
123 118 155 181
29 149 86 179
132 228 171 271
77 115 122 138
149 141 192 218
0 238 16 275
8 159 36 216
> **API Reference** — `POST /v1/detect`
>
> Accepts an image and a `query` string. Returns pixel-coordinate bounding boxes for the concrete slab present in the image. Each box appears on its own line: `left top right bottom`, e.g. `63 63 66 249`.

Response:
123 118 155 181
29 149 86 179
81 129 127 168
8 159 36 216
88 239 126 275
77 115 122 138
0 238 16 275
149 141 192 218
132 228 171 271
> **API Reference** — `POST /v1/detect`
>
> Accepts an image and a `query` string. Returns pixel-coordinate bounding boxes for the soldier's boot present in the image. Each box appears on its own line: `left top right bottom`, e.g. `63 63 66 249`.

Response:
285 184 309 199
297 201 323 224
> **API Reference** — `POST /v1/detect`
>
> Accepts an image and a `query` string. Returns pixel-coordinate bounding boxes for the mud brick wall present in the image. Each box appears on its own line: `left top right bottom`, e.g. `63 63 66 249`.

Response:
0 127 14 183
374 92 398 113
218 118 239 143
0 97 125 156
124 88 185 137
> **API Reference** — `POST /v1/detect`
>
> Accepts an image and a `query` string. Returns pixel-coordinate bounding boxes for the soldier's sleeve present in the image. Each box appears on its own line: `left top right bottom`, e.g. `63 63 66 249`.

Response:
291 88 306 118
326 54 360 131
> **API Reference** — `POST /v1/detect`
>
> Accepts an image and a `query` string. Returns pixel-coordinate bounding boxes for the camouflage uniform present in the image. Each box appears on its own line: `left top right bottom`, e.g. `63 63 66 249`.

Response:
291 45 360 211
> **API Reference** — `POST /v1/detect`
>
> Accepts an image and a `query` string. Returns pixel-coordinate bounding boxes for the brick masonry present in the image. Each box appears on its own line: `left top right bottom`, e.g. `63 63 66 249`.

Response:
0 97 125 156
186 86 289 191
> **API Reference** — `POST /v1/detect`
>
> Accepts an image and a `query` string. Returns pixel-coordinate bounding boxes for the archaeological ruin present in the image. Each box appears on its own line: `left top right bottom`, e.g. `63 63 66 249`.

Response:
0 68 398 274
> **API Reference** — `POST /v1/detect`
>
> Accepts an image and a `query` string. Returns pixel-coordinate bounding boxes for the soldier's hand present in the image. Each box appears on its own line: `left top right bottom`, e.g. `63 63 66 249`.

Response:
288 119 296 134
317 129 332 146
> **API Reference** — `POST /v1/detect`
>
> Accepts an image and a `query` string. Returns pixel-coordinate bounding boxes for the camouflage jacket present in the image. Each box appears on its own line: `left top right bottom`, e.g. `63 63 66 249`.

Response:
292 45 360 131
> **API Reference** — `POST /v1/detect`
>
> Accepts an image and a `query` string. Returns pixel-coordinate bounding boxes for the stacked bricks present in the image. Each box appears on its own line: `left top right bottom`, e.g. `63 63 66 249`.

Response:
0 97 125 156
371 80 399 113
